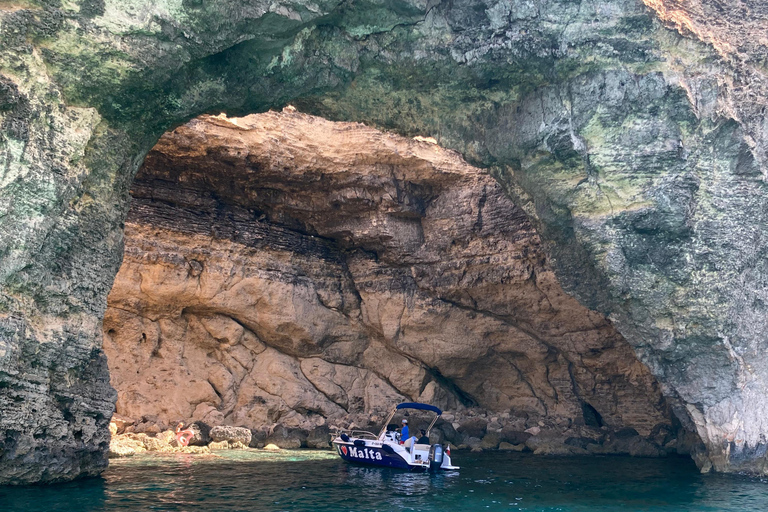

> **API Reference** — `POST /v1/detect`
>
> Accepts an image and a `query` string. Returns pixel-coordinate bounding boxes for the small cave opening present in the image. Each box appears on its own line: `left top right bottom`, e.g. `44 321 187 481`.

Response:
581 402 604 429
103 108 688 455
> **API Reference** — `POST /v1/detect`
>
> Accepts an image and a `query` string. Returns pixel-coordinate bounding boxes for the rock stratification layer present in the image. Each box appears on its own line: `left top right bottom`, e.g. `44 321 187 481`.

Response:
2 0 768 482
105 111 671 449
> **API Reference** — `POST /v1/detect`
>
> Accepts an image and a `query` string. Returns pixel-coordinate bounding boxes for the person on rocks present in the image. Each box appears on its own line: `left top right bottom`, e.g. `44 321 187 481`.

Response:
400 419 409 444
175 422 194 447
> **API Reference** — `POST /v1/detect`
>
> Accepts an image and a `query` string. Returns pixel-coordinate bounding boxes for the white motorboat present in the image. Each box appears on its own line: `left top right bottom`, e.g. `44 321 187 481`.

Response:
332 402 459 472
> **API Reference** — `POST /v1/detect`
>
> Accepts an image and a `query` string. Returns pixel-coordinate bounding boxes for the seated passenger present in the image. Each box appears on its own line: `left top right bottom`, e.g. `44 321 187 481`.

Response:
417 429 430 445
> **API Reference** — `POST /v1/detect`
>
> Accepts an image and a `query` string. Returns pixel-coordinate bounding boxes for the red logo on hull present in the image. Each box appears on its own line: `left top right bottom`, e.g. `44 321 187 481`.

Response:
340 445 348 455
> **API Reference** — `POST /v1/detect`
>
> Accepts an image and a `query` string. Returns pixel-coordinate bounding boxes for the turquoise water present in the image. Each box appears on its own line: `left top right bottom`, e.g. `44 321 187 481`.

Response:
3 451 768 511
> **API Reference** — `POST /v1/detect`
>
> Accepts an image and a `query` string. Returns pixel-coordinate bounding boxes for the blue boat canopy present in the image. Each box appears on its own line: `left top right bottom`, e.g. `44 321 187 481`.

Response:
395 402 442 415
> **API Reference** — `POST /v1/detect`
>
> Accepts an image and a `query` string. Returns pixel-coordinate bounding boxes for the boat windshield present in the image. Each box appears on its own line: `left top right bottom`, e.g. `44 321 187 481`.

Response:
378 403 442 439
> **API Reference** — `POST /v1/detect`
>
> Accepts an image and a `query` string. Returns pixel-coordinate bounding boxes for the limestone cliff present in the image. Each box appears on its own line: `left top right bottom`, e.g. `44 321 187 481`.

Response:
104 111 671 448
2 0 768 483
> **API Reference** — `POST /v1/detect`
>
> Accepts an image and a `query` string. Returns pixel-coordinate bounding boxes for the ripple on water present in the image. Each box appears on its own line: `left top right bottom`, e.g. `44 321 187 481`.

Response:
2 451 768 511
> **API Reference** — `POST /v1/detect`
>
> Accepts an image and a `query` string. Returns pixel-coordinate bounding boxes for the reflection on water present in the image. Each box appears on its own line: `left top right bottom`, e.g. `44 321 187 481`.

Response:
2 451 768 511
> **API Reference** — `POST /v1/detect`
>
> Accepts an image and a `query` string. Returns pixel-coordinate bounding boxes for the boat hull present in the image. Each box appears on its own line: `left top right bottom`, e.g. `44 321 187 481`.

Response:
333 441 428 472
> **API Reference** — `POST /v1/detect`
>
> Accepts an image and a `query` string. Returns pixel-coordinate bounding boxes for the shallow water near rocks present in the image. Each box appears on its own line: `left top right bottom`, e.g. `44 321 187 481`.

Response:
3 450 768 511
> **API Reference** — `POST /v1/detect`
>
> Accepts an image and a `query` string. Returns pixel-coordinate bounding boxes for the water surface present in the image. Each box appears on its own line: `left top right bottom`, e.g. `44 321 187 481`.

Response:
3 450 768 511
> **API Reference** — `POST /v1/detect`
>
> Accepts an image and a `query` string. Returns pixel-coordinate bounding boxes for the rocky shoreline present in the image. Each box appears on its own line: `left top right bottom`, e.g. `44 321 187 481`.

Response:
110 423 250 457
110 408 703 460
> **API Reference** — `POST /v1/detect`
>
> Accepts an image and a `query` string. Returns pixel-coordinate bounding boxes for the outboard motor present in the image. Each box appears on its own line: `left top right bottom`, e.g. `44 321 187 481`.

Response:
428 444 444 470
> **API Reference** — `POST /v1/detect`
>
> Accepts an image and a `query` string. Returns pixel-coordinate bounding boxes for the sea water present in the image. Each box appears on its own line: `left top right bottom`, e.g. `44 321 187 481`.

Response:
2 451 768 511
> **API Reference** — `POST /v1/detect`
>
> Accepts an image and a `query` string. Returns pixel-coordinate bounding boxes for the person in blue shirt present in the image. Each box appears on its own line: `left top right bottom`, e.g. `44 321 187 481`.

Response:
400 419 409 443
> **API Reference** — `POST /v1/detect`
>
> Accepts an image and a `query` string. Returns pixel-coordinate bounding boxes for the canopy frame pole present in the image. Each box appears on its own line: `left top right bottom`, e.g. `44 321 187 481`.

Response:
425 413 441 437
378 407 398 439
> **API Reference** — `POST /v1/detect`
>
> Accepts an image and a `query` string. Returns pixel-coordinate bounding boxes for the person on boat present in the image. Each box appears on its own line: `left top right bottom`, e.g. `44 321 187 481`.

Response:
400 419 409 444
417 429 430 445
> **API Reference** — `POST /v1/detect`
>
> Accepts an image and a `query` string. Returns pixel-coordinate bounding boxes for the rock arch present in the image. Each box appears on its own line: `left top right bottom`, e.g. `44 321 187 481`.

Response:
1 0 768 482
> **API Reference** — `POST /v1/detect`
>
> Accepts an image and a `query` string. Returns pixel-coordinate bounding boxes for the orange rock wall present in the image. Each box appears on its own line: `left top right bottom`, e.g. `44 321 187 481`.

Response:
104 111 670 441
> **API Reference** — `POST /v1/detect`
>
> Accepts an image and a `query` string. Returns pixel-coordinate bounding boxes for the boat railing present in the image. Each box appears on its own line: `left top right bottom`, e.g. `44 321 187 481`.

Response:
333 429 379 440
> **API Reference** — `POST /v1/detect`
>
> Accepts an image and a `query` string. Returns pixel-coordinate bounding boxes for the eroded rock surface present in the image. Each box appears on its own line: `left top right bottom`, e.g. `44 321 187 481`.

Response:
3 0 768 482
104 111 674 453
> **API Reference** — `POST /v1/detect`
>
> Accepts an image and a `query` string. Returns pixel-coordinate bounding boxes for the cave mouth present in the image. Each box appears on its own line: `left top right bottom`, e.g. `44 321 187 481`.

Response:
104 108 690 455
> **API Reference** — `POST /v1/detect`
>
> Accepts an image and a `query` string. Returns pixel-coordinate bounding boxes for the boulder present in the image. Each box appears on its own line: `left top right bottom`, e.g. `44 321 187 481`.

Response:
108 435 147 457
436 421 460 445
133 421 161 435
208 441 229 450
266 426 305 449
526 435 583 454
306 426 331 449
179 446 211 454
564 437 599 451
591 431 664 457
457 419 487 439
524 426 541 436
157 430 178 446
210 426 252 445
627 438 664 458
428 430 444 445
607 435 664 457
533 443 588 456
674 428 707 457
143 437 169 451
480 433 500 450
124 433 150 443
649 423 675 447
188 422 212 446
467 436 482 452
498 442 525 452
249 428 268 448
499 428 532 446
110 415 133 434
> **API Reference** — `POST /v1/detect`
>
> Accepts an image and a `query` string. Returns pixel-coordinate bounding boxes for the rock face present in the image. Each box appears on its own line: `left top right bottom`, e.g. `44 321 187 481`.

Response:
2 0 768 482
104 111 672 449
209 426 252 446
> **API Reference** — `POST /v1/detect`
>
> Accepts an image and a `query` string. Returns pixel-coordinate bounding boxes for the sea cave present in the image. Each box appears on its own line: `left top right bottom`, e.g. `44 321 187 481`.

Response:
2 0 768 492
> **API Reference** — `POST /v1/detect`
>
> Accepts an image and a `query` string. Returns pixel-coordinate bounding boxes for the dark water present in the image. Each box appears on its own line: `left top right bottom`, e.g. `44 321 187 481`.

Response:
3 450 768 511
